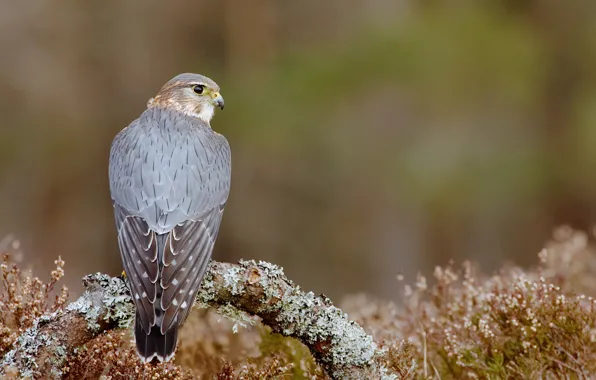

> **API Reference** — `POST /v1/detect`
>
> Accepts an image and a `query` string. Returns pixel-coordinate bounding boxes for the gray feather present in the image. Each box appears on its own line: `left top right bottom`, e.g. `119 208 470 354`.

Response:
109 106 230 347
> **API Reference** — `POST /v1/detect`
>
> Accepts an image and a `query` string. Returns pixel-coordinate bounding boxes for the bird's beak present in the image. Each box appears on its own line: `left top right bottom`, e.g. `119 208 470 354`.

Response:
211 92 224 110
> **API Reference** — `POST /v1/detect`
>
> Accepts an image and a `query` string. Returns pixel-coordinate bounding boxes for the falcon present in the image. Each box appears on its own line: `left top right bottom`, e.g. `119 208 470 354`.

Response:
108 73 230 362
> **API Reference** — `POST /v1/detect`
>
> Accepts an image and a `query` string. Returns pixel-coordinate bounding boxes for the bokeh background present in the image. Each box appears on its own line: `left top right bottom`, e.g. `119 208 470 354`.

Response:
1 0 596 301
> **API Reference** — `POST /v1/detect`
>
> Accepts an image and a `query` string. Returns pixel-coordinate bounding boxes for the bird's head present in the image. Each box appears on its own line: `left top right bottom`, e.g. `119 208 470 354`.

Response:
147 73 224 124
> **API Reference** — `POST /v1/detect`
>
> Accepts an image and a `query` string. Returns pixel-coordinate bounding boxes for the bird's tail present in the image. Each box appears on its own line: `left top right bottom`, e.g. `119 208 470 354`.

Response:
134 311 178 363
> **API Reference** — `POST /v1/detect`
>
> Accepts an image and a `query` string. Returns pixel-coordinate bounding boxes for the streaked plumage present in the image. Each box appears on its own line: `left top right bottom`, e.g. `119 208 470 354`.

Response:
109 73 230 362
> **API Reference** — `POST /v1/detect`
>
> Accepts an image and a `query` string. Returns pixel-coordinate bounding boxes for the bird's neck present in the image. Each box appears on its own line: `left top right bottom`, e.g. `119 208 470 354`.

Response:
148 97 214 125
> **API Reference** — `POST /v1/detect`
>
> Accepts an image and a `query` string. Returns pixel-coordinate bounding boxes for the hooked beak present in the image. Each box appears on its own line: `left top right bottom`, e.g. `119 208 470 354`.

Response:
211 92 224 110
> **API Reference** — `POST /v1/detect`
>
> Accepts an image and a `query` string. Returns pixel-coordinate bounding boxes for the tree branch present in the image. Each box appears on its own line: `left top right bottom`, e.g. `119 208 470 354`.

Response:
1 260 393 379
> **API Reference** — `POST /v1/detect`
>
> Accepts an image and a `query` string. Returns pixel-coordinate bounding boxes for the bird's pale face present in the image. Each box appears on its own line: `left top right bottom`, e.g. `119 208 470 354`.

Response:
148 73 224 124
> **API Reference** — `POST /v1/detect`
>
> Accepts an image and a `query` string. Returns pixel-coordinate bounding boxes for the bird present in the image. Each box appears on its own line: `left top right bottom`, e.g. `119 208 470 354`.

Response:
108 73 230 363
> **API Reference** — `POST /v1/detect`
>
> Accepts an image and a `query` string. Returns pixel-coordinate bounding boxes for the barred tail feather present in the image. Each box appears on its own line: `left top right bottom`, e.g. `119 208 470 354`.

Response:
134 312 178 363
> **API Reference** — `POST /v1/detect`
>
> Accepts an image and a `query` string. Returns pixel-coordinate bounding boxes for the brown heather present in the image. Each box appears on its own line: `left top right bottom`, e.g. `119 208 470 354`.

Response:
0 252 68 359
3 227 596 378
343 226 596 379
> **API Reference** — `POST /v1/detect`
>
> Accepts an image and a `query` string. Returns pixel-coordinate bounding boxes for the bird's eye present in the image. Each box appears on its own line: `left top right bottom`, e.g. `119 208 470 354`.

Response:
192 85 205 95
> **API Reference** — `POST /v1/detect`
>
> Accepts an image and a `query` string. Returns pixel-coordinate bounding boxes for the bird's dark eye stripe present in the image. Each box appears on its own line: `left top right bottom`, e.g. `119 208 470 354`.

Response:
192 85 204 94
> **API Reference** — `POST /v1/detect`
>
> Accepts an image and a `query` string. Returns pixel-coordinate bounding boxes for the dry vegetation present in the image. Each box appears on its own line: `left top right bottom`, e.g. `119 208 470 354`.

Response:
2 227 596 378
0 254 68 360
343 226 596 378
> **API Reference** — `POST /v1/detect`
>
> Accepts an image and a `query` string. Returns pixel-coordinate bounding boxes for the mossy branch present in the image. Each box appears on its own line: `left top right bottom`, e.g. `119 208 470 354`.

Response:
1 260 392 379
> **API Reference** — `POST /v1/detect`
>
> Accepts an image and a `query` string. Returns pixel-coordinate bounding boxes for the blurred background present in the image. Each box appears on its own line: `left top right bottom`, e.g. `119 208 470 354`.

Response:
1 0 596 301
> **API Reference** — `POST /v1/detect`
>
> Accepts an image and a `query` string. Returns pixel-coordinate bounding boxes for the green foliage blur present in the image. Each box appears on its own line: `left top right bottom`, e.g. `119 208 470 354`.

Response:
1 0 596 300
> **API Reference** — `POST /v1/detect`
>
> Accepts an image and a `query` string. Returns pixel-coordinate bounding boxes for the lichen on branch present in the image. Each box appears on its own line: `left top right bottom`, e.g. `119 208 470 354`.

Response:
1 260 394 379
200 260 389 379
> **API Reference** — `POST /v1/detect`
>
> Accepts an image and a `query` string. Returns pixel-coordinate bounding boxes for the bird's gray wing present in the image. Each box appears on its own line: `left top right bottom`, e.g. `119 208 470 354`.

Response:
159 203 225 332
113 203 159 331
109 109 231 334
